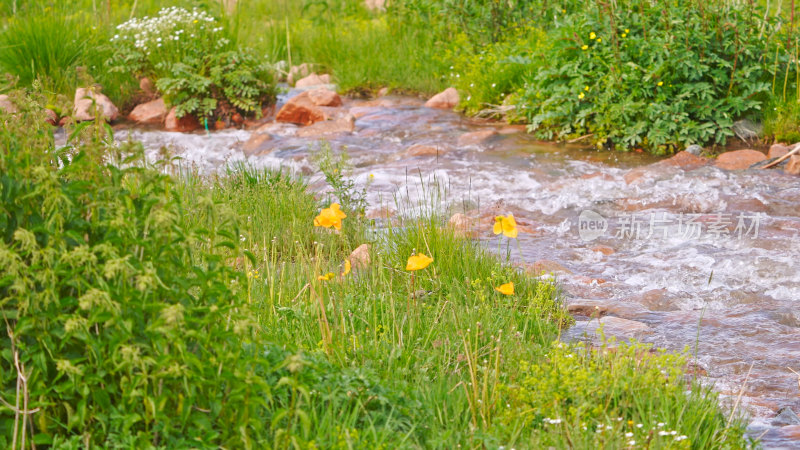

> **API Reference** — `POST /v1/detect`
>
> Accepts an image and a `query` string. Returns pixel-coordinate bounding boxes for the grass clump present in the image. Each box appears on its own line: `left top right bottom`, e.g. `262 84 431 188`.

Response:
1 92 751 447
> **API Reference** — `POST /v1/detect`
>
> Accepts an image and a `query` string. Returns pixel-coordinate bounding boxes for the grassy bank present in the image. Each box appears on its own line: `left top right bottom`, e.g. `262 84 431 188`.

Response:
0 93 751 447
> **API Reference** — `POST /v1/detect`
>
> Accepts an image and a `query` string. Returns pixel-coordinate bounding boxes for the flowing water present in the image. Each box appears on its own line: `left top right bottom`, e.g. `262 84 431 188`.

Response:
118 90 800 448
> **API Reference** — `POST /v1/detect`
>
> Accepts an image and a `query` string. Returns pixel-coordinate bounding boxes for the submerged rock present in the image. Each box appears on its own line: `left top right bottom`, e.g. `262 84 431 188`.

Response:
405 144 444 157
425 87 459 110
295 115 355 137
584 316 653 340
457 129 498 146
624 151 709 184
773 407 800 427
242 133 272 155
525 260 572 275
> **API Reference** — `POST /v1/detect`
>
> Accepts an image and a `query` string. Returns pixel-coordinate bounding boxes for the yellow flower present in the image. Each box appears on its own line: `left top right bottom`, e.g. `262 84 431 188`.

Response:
406 253 433 271
493 214 518 238
581 44 589 50
589 32 596 40
621 33 627 38
578 92 585 99
657 81 663 86
584 86 589 91
596 37 602 42
625 28 630 33
495 282 514 295
341 259 351 276
314 203 347 230
317 272 335 281
193 19 198 23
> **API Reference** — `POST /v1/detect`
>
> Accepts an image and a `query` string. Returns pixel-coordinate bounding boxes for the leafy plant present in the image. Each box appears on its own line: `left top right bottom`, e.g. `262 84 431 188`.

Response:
106 7 276 121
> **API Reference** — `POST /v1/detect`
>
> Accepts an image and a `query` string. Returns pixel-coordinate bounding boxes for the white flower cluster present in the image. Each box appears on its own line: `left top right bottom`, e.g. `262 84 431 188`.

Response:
111 7 220 51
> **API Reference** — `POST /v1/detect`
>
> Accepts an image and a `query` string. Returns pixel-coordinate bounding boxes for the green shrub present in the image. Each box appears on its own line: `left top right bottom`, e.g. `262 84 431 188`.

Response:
515 1 778 153
106 6 276 120
0 102 265 446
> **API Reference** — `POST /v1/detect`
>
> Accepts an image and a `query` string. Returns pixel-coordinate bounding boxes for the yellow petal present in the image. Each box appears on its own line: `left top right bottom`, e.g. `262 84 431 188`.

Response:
330 203 347 220
342 259 351 276
495 282 514 295
502 214 518 239
317 272 335 281
493 217 503 235
406 253 433 271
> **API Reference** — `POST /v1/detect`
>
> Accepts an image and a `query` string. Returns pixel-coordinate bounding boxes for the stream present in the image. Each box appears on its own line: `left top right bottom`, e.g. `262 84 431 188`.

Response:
117 89 800 448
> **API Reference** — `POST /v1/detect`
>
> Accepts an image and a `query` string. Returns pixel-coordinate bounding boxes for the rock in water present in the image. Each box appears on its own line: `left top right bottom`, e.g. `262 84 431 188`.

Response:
164 107 201 132
714 149 766 170
73 87 119 122
786 155 800 176
307 88 342 107
424 87 459 109
768 143 791 159
275 89 341 126
685 144 703 156
128 98 167 124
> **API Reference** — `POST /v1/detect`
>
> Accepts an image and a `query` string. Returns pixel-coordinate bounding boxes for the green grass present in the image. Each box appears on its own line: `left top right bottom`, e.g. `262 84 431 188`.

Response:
1 94 751 447
178 143 750 448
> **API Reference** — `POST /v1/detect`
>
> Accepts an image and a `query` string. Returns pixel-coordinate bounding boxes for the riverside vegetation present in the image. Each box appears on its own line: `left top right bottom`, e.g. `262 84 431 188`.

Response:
0 90 755 447
3 0 800 151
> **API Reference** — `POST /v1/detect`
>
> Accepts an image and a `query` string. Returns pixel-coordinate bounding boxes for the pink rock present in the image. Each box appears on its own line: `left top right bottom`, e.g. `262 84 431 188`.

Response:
424 87 459 109
73 87 119 122
295 73 332 88
287 63 311 85
128 98 167 124
307 88 342 107
276 92 328 126
715 149 767 170
405 144 444 157
165 107 201 132
786 155 800 176
768 143 791 159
